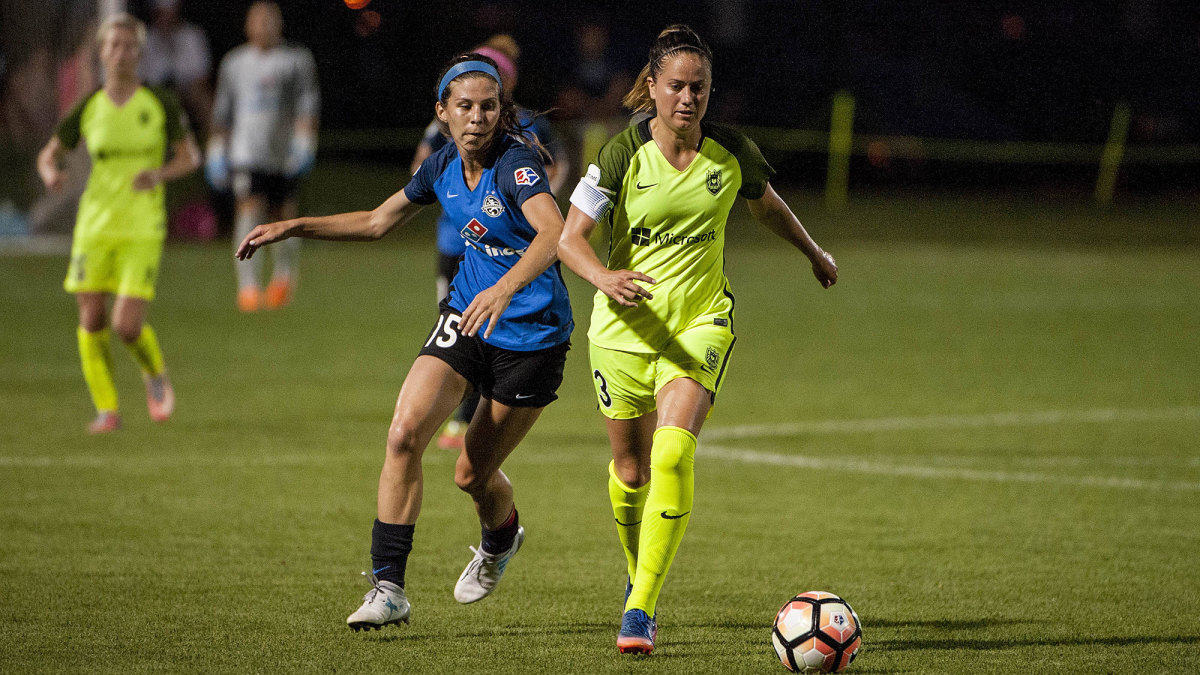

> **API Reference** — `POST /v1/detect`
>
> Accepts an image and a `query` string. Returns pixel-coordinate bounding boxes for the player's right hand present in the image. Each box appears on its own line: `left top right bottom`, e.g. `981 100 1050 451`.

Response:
40 168 65 192
236 220 294 260
811 250 838 289
597 269 655 307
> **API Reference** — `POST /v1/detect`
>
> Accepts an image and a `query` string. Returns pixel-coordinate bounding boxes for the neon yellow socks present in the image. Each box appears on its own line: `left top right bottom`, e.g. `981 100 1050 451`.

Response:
609 460 651 583
625 425 697 616
123 324 165 376
77 326 118 412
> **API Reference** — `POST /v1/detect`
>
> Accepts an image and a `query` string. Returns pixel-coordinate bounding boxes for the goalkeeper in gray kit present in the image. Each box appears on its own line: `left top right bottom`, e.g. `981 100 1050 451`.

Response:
207 1 319 311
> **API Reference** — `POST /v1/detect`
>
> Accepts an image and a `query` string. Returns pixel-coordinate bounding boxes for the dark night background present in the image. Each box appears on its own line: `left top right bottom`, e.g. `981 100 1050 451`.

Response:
4 0 1200 198
130 0 1200 142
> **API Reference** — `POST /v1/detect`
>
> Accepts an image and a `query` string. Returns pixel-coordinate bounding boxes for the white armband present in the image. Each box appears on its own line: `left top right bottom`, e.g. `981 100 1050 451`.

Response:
569 163 613 222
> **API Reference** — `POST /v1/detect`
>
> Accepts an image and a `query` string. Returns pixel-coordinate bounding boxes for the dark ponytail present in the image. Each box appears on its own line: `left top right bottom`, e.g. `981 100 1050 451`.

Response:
623 24 713 113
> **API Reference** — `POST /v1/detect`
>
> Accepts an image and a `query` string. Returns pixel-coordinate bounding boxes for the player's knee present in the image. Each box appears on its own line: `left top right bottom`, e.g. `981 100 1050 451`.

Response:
613 458 650 489
650 444 685 473
113 320 142 344
650 439 695 475
453 462 483 495
78 314 107 333
385 420 424 458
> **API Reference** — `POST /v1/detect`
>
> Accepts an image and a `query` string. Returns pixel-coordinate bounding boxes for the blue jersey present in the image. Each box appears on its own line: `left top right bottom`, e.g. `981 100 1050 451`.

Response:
404 134 573 351
425 110 561 256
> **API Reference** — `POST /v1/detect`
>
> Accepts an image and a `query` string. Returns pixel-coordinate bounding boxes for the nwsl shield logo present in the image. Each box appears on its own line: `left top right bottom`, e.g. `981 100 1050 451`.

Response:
706 169 722 195
514 167 541 186
460 218 488 242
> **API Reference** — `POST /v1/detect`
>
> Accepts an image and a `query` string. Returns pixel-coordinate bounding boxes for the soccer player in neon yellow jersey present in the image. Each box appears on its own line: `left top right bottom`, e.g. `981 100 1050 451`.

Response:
558 24 839 654
37 13 201 434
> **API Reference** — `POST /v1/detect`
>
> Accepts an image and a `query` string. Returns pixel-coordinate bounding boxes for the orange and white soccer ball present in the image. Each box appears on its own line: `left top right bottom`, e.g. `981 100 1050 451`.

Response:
771 591 862 673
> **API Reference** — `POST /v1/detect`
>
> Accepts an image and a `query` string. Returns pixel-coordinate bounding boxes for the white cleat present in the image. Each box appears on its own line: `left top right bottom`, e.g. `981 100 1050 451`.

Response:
453 525 525 604
347 572 410 631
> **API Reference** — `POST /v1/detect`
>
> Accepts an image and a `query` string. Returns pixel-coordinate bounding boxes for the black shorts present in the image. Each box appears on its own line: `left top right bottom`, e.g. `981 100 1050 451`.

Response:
436 252 462 287
418 301 570 408
231 170 299 207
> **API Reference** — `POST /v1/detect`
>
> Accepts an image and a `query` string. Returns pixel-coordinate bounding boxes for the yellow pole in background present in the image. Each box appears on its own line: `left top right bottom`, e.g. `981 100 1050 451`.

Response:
1095 102 1131 206
826 90 855 210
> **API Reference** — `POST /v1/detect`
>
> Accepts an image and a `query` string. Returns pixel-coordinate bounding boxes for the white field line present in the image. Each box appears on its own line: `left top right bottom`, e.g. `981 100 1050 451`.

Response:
702 406 1200 441
698 445 1200 491
699 406 1200 491
0 453 417 469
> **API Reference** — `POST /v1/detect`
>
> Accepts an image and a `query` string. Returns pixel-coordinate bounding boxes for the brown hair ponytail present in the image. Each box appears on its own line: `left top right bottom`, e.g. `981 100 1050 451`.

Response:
622 24 713 113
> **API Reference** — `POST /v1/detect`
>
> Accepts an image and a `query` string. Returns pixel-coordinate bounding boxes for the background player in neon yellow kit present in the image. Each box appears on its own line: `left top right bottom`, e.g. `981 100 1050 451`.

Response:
558 24 839 654
36 13 201 434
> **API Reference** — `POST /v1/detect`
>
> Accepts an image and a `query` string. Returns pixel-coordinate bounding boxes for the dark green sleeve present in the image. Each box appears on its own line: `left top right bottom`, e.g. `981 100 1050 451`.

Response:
735 133 774 200
149 86 187 144
594 124 643 200
54 91 96 150
707 122 776 200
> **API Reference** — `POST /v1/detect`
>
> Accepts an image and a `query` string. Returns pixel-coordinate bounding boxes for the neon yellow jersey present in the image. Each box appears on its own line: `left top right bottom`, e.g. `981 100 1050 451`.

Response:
588 119 774 352
55 86 185 242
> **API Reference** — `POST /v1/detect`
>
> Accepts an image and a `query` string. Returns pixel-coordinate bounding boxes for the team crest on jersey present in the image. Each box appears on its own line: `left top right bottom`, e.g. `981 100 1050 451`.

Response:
705 346 720 370
706 169 722 195
514 167 541 186
139 110 151 125
461 218 488 242
481 194 505 218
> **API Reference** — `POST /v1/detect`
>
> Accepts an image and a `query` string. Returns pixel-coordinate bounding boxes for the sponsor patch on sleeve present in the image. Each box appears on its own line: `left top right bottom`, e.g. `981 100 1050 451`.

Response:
513 167 541 186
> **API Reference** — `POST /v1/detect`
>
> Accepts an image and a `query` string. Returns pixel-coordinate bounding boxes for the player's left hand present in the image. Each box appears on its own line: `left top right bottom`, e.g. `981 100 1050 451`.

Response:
236 220 295 260
132 169 162 191
461 283 515 339
811 249 838 288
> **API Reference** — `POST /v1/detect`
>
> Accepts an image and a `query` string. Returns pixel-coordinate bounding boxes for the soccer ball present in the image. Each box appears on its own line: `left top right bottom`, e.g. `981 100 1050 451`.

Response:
771 591 862 673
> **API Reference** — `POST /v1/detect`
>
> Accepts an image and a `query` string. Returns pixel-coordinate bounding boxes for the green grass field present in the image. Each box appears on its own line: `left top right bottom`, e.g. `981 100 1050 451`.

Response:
2 190 1199 673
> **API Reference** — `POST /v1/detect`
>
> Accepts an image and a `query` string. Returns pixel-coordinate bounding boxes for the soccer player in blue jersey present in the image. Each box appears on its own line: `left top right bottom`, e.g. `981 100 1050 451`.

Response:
409 34 570 451
236 53 573 630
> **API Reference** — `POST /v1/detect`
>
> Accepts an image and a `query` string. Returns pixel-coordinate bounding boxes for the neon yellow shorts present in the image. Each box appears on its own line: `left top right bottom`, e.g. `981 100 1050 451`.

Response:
589 324 736 420
64 237 163 300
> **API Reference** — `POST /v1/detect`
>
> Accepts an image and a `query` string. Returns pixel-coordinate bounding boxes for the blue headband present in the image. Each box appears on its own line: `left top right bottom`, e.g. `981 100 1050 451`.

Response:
437 61 502 101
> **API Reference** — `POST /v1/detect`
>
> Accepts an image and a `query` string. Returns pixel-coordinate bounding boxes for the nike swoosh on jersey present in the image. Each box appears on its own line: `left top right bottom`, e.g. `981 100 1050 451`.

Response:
636 182 658 189
447 192 459 198
660 511 691 520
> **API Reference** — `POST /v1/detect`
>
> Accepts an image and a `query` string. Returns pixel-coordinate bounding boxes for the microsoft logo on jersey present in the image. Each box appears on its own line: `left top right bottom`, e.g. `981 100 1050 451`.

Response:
631 227 716 247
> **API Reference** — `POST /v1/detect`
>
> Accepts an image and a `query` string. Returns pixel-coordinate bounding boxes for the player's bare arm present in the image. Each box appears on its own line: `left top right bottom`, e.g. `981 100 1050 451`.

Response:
134 134 202 191
236 188 421 260
559 205 655 307
36 137 67 191
747 183 838 289
460 191 563 339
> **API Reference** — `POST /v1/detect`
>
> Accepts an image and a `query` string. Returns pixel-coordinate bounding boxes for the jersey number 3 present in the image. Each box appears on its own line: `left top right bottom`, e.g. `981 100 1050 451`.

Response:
593 369 612 407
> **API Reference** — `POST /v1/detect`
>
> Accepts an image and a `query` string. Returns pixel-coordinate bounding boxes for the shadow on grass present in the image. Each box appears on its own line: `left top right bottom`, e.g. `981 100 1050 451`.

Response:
875 634 1200 652
363 620 612 643
867 617 1032 631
